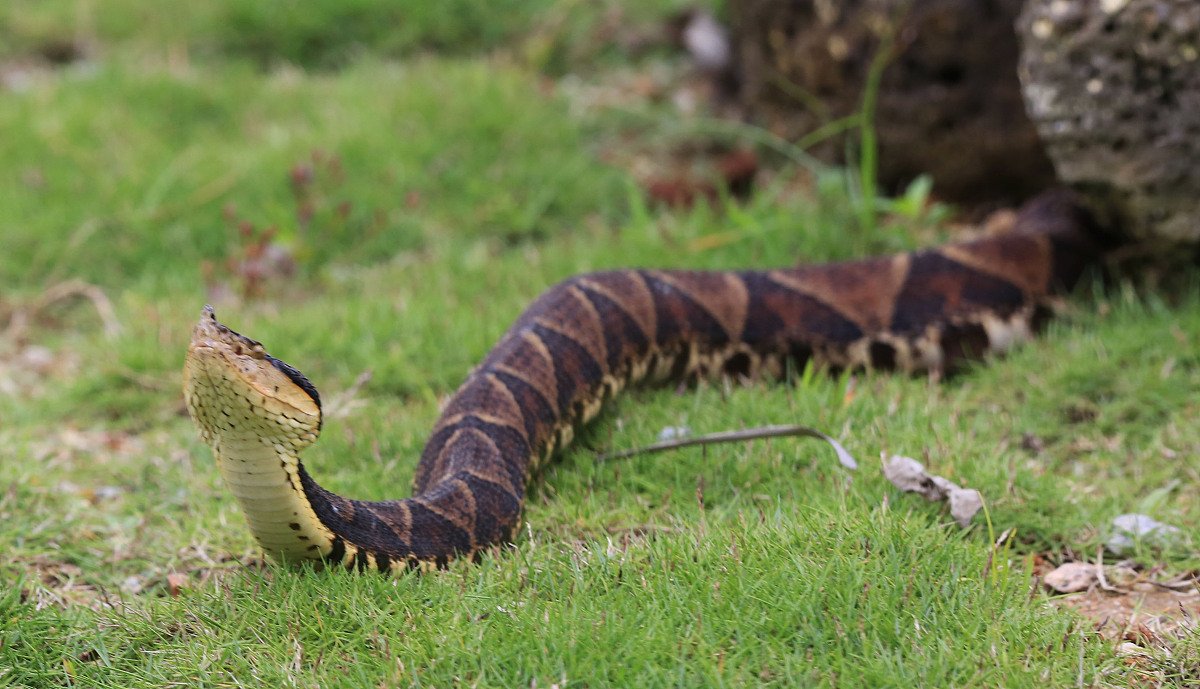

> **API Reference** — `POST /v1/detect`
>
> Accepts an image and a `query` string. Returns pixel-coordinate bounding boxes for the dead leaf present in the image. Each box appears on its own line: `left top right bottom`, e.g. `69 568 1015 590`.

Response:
1043 562 1099 593
166 572 189 597
881 454 983 528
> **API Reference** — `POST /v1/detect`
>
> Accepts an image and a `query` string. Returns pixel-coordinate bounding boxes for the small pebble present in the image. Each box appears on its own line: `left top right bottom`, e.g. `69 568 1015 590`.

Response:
657 425 691 442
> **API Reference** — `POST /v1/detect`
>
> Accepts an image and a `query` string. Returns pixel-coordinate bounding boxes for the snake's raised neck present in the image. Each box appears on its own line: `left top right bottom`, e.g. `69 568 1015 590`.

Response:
184 308 340 563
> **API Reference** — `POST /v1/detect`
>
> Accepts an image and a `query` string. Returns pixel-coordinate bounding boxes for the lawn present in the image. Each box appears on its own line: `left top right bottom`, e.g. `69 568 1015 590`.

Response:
2 1 1198 687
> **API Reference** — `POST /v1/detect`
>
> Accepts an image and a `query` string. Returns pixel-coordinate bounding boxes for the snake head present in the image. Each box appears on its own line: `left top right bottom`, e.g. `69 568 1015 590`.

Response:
184 306 323 449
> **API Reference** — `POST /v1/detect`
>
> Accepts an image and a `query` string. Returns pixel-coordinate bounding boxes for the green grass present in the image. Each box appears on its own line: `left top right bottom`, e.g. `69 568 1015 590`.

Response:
0 0 706 70
2 2 1199 687
1 0 555 66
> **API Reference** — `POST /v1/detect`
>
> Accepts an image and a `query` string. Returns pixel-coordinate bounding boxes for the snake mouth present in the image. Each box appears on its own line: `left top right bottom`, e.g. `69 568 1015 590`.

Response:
186 308 232 378
190 306 267 356
187 306 323 425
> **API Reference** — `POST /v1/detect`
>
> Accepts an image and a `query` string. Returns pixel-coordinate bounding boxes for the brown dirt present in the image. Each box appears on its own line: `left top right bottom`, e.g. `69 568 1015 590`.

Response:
1054 585 1200 634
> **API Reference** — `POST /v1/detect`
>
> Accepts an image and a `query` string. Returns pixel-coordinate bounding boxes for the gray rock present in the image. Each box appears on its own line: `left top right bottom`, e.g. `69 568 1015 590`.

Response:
1018 0 1200 246
1105 513 1183 554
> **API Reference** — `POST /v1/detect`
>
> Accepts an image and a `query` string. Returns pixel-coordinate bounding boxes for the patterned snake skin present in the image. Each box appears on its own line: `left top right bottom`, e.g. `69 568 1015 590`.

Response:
184 191 1097 572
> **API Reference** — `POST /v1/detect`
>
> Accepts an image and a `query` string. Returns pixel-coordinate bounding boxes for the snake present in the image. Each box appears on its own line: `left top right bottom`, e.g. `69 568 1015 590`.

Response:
183 190 1098 573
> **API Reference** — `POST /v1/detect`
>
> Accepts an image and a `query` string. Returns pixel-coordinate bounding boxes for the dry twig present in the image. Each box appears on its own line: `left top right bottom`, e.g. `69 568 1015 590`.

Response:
3 279 122 342
596 424 857 470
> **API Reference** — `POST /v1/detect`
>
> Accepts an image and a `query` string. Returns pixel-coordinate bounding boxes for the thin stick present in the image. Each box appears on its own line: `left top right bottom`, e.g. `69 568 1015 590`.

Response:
325 370 373 420
3 279 122 342
1094 546 1123 593
596 424 857 470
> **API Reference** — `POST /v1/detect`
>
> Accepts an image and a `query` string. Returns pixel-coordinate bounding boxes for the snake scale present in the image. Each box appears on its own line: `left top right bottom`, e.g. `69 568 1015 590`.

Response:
184 191 1098 573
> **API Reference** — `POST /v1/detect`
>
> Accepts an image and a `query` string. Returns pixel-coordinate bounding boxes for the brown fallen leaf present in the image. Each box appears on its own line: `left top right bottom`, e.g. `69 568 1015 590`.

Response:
1043 561 1099 593
644 177 719 209
166 572 189 597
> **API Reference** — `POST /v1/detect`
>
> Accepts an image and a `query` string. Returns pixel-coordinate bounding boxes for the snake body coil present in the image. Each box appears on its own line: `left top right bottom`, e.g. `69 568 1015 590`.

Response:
184 192 1096 572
